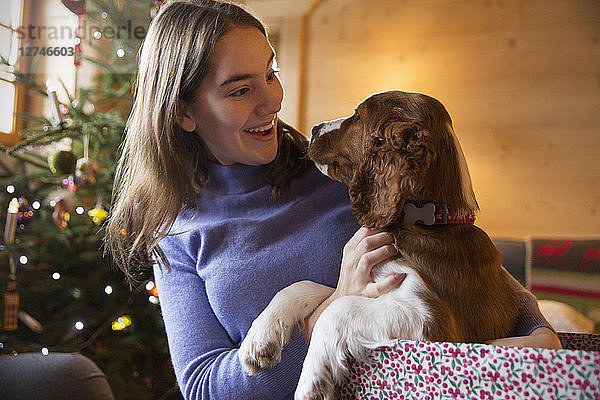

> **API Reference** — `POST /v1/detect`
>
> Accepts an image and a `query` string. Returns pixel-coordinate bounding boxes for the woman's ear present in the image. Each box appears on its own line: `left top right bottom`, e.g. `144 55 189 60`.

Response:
177 100 197 132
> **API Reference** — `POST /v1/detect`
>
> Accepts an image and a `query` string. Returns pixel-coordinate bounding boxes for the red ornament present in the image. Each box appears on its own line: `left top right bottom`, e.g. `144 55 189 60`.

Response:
60 0 86 15
74 42 83 67
60 0 86 66
52 199 70 231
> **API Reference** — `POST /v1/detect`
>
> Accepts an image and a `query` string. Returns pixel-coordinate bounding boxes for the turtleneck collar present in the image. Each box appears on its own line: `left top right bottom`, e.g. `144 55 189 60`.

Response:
203 161 268 195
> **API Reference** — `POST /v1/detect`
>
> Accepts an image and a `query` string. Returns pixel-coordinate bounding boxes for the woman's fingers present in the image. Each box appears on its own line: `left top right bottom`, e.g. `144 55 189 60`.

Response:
345 229 394 264
364 273 407 298
343 227 384 254
336 226 399 298
357 243 398 274
357 231 395 253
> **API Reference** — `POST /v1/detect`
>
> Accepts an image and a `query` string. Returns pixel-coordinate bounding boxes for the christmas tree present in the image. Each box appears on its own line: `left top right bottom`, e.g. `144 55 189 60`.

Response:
0 1 181 398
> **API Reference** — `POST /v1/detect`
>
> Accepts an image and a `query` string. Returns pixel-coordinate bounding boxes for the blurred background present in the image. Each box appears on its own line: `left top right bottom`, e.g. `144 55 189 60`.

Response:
246 0 600 239
0 0 598 398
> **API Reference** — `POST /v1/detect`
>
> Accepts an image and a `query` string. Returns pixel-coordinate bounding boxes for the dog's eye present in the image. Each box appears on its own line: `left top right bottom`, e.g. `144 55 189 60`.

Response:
349 110 360 122
374 137 384 147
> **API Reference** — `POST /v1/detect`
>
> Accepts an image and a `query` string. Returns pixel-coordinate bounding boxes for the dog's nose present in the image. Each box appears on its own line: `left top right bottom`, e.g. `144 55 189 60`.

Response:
310 124 322 144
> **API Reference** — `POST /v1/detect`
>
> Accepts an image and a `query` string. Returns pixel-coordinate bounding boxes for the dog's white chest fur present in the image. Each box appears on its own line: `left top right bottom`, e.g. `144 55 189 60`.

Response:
371 259 431 342
373 260 427 306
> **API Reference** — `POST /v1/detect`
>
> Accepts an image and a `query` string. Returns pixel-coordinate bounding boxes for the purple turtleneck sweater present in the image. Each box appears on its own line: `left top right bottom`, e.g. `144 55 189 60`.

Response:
154 162 549 400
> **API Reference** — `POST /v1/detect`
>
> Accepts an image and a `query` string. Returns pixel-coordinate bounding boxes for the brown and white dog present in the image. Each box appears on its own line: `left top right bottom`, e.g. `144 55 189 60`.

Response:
239 91 521 400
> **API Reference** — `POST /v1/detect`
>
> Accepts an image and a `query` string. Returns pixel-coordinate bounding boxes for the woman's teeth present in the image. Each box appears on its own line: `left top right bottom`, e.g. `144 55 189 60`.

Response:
245 121 274 135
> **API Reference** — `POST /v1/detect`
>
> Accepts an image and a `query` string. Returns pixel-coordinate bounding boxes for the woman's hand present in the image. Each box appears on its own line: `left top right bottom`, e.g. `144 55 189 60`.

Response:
333 226 403 299
487 326 563 349
303 227 405 342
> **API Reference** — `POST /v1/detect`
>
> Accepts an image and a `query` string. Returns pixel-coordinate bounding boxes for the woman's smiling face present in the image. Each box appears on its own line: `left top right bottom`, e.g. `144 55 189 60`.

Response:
180 26 284 166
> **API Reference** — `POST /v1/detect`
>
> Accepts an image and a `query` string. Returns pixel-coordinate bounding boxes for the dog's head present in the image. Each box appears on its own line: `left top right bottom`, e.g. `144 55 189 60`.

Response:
308 90 479 228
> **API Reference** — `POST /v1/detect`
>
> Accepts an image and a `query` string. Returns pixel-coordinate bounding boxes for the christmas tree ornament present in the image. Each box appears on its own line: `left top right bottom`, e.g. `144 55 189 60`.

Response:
4 198 18 243
88 207 108 226
75 133 98 187
3 279 19 331
52 199 70 231
60 0 86 15
16 198 34 225
48 150 77 174
60 0 86 66
111 315 132 331
83 102 95 115
46 80 67 127
75 157 99 187
3 198 19 331
47 87 65 127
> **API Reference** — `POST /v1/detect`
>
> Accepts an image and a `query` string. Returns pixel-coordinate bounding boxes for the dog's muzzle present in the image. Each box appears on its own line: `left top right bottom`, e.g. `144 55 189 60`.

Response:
309 117 345 144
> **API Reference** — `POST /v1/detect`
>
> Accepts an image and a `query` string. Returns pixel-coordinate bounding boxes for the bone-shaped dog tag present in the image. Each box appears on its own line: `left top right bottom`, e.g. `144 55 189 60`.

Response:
403 203 436 225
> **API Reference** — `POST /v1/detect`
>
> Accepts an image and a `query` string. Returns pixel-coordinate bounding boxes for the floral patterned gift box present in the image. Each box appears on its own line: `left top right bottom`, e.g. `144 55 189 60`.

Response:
340 335 600 400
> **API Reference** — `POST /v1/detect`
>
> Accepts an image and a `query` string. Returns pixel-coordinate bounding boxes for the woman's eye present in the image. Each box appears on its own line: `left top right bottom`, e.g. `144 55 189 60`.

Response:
267 69 280 81
230 88 250 97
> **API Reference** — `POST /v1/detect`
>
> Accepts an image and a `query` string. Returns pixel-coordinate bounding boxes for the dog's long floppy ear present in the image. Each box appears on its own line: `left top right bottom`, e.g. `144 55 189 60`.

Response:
349 121 431 228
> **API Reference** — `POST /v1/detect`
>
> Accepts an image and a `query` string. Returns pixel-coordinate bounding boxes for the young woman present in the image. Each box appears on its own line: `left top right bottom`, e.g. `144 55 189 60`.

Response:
106 1 561 399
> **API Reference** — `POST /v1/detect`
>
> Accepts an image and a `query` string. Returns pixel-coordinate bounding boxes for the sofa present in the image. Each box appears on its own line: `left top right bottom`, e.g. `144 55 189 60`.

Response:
0 352 114 400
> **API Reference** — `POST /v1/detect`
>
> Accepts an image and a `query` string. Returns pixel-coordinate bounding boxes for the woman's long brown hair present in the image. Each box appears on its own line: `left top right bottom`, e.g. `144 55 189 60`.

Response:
104 0 309 284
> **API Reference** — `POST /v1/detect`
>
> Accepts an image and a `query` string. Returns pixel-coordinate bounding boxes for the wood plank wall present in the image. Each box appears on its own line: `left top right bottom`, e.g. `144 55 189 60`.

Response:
298 0 600 238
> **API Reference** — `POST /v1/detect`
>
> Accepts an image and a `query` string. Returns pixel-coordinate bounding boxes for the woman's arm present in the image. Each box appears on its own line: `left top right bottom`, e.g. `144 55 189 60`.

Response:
487 273 562 349
488 326 562 349
156 239 305 400
303 227 405 341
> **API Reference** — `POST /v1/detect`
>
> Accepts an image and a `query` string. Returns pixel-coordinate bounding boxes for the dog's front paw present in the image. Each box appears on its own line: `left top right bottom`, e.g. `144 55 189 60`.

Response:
238 316 292 375
238 332 281 376
294 367 335 400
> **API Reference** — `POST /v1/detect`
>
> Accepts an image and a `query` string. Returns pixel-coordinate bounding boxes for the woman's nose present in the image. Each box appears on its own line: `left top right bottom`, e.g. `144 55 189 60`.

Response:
256 80 283 116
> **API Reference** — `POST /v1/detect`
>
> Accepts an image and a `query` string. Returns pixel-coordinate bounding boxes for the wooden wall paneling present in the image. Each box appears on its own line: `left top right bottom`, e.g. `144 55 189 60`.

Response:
300 0 600 237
